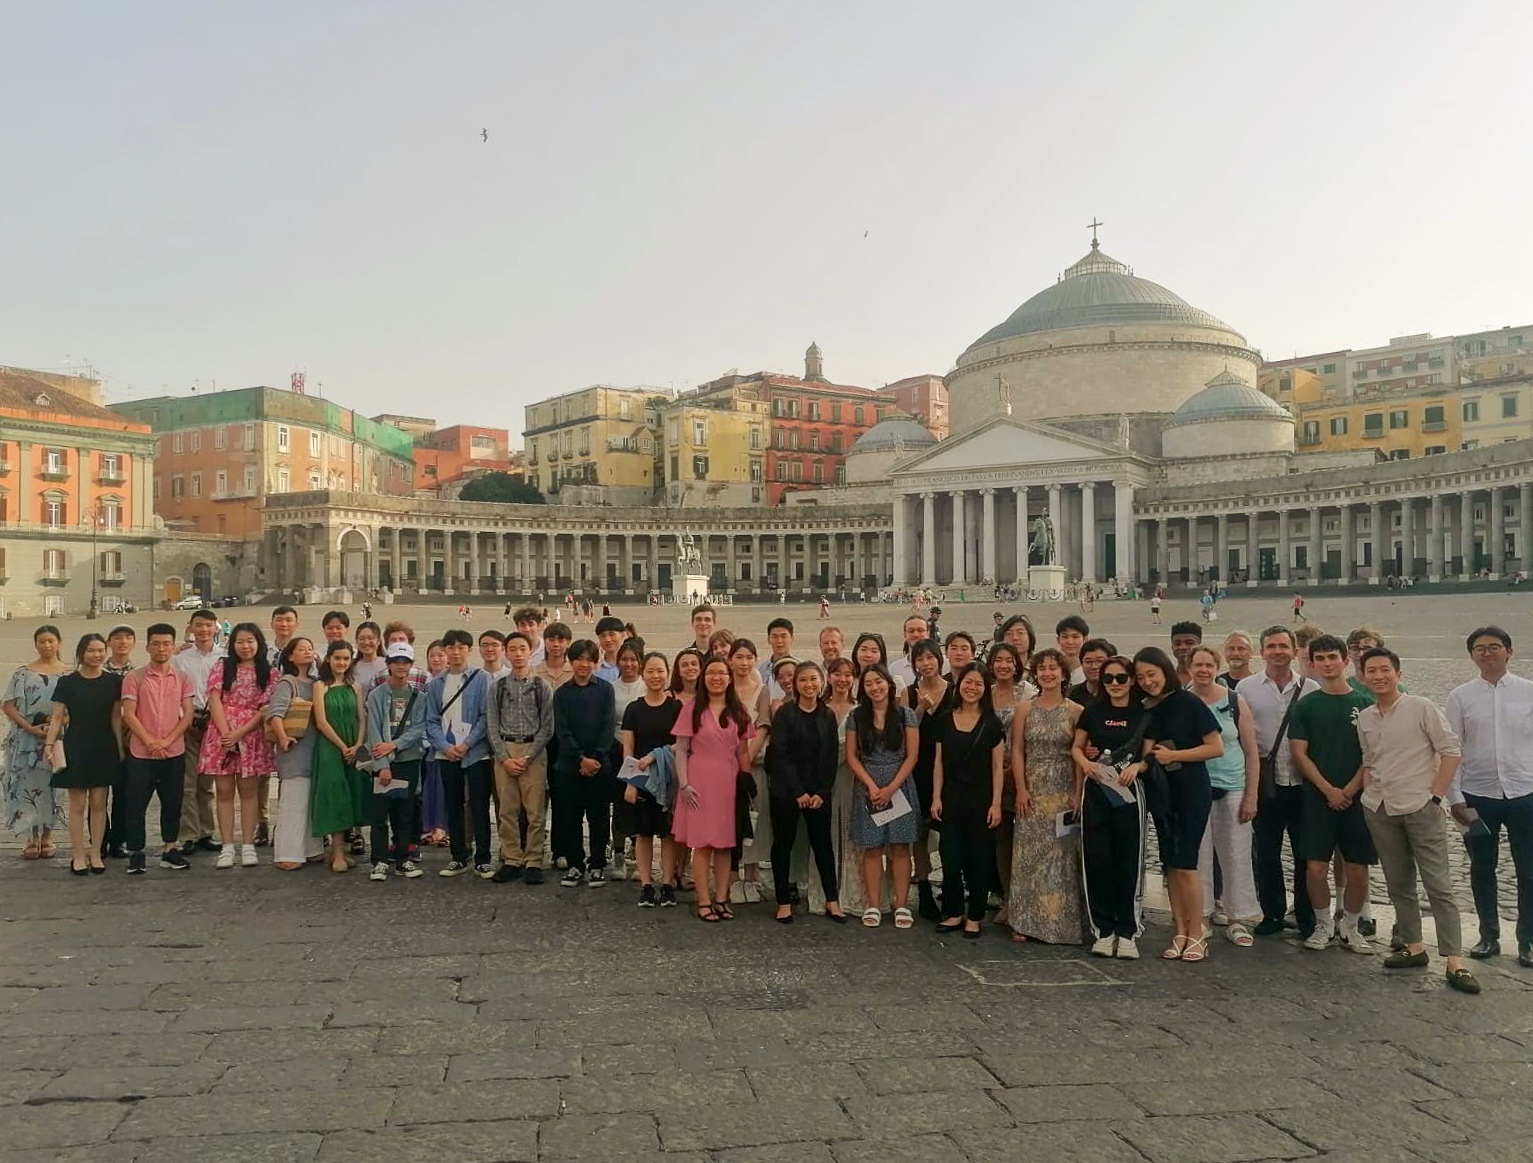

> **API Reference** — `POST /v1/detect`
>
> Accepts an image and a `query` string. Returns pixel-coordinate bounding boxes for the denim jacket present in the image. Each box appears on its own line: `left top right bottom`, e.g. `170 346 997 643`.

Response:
424 668 490 767
360 681 428 771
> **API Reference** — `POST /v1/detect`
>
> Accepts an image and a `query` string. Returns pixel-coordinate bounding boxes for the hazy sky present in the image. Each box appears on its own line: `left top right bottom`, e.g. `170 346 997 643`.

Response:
5 2 1530 438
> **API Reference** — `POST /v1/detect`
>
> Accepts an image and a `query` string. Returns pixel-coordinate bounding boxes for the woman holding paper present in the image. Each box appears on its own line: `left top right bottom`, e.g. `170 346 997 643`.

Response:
1072 654 1150 958
905 638 949 921
620 651 683 908
931 663 1005 938
1007 648 1087 945
310 640 367 874
848 664 922 929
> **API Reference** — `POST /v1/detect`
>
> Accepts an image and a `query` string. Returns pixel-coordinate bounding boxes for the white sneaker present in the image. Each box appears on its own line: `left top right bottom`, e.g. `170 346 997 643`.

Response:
1303 918 1334 951
240 845 258 868
1115 937 1140 960
215 846 236 870
1091 935 1117 958
369 862 389 881
1338 920 1374 955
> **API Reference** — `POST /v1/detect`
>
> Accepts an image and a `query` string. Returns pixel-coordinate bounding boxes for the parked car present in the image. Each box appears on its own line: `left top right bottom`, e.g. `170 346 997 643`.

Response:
214 596 239 608
171 594 208 611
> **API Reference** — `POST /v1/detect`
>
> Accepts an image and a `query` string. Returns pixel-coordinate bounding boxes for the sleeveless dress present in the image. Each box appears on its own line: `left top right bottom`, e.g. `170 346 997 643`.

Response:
1007 701 1088 944
309 684 366 836
3 667 63 834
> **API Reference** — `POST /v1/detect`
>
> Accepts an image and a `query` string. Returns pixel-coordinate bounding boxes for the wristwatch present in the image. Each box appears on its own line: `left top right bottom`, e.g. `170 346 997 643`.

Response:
1430 795 1443 805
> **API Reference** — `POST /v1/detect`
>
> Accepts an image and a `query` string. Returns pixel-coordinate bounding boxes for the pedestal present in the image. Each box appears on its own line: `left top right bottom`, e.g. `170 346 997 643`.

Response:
1028 564 1066 596
673 574 709 603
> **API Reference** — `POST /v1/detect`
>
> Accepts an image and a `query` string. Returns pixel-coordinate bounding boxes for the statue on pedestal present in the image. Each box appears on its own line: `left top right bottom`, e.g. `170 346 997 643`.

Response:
1028 514 1056 566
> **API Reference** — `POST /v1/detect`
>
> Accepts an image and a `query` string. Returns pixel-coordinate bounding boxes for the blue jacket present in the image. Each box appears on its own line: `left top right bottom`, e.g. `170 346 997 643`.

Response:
360 681 428 771
643 745 676 813
423 668 490 767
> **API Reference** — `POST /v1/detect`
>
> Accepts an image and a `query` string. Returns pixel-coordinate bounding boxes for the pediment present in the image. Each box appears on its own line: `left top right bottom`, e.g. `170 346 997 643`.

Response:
892 416 1124 477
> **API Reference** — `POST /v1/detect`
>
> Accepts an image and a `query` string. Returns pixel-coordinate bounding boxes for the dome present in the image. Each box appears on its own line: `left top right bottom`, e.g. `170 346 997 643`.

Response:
964 242 1240 351
1165 368 1292 429
851 414 938 453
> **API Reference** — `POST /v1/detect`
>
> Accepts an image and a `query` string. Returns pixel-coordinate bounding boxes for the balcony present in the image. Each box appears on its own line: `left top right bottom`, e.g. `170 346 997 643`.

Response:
100 572 126 586
1422 421 1447 433
1362 429 1385 441
40 571 69 586
98 468 126 485
1297 433 1321 447
212 487 258 501
0 458 10 474
39 463 70 482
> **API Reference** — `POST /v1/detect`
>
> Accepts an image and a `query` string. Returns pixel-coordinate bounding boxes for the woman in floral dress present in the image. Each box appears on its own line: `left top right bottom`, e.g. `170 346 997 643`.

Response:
199 623 278 869
3 625 68 857
1007 647 1088 944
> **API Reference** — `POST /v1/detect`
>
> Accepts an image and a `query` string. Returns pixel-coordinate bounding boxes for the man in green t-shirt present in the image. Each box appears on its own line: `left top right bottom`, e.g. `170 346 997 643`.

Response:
1290 634 1377 954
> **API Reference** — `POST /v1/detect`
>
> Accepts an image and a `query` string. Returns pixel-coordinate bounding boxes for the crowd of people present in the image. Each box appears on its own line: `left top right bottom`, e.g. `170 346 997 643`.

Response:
4 598 1526 995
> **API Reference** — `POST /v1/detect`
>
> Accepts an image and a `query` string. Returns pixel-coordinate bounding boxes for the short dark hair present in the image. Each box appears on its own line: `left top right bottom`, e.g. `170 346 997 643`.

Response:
1259 625 1296 649
543 621 572 642
1169 621 1203 641
567 639 599 663
190 608 219 624
595 616 627 635
478 629 507 645
1306 634 1348 659
1080 637 1117 660
321 609 350 629
690 603 716 623
506 631 532 648
441 629 473 648
1359 646 1401 673
767 617 795 636
1055 615 1090 637
272 605 297 619
1466 626 1513 652
145 622 178 641
513 607 544 624
1131 646 1180 693
944 630 977 654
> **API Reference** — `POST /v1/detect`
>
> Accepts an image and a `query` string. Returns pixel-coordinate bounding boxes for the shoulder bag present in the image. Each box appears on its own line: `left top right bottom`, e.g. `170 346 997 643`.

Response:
1258 684 1303 803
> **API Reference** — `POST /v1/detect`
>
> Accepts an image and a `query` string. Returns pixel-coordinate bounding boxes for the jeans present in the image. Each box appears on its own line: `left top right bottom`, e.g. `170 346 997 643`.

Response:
1082 780 1144 939
1253 784 1315 933
938 802 995 922
442 759 493 866
769 795 838 906
1462 791 1533 946
1365 800 1462 957
123 756 184 853
553 766 610 872
370 759 420 866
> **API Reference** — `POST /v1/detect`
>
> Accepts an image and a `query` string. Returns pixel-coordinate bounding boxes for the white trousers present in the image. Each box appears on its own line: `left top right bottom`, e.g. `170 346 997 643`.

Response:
1198 790 1259 922
273 776 324 864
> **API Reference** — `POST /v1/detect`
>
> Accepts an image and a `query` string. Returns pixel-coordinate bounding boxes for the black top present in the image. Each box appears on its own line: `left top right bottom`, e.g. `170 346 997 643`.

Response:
622 695 681 760
1066 681 1097 705
552 677 616 775
1145 688 1221 781
766 701 839 800
935 710 1005 808
50 670 123 789
907 682 951 786
1077 701 1151 766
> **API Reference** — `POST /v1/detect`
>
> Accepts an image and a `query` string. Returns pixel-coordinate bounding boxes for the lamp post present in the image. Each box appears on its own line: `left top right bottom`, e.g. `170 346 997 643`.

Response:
84 502 102 620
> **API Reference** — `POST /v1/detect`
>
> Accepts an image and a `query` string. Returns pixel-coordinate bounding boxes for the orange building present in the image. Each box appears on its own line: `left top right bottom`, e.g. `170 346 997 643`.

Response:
411 424 514 494
878 374 949 440
0 366 158 617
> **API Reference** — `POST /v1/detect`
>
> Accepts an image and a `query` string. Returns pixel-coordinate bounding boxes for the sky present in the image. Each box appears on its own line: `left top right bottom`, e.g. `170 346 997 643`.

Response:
4 1 1531 439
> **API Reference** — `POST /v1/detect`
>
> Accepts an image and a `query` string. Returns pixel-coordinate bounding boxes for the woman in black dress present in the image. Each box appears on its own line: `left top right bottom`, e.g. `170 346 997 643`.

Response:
619 651 683 907
44 634 123 875
904 638 949 920
931 662 1005 938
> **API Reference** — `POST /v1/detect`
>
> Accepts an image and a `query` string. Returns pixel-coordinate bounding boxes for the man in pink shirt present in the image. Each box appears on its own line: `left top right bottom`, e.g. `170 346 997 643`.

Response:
121 622 197 874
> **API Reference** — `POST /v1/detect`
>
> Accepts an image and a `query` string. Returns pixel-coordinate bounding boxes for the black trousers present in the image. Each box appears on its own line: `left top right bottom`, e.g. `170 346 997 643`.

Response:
1463 791 1533 946
442 759 493 866
553 766 610 872
1253 784 1315 933
938 802 995 922
1082 781 1142 939
103 757 130 851
543 737 566 860
122 756 184 853
370 760 420 866
769 795 838 905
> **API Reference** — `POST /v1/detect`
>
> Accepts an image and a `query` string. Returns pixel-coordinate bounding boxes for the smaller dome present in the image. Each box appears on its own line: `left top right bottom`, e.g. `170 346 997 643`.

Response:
851 414 938 453
1164 368 1291 429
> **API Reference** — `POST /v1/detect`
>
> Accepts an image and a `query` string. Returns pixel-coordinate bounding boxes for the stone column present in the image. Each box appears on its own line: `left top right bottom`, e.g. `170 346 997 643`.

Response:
980 488 996 584
1214 513 1228 584
1429 494 1444 581
891 494 909 587
1522 483 1533 570
1401 500 1416 579
1156 519 1171 585
1079 481 1097 582
919 492 936 587
1013 486 1029 583
1308 505 1323 587
1490 486 1505 579
1135 518 1151 587
1114 482 1135 584
1246 511 1259 586
1460 491 1475 578
1277 510 1290 583
950 490 965 585
1338 505 1354 585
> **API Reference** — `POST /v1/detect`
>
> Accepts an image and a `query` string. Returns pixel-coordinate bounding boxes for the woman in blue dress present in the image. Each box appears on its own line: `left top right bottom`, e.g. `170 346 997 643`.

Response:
3 625 69 858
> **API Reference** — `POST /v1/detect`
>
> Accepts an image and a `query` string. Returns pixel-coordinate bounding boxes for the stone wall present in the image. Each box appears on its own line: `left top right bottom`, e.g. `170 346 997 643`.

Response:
0 535 155 620
152 534 260 607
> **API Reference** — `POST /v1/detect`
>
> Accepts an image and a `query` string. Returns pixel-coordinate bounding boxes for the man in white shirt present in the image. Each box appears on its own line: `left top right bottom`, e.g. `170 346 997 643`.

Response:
478 630 512 686
172 609 223 854
1236 626 1319 938
1446 625 1533 967
514 607 547 667
888 613 932 689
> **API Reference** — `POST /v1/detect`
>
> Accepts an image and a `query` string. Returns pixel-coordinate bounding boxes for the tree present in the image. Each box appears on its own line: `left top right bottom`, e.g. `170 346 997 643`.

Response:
458 472 545 505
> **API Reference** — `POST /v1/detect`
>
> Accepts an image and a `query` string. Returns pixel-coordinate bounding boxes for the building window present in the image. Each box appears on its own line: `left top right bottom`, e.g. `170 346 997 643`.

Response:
1362 412 1384 437
100 453 121 481
789 430 800 450
751 487 763 504
776 462 786 481
214 426 227 449
243 423 256 451
1425 445 1446 456
1323 362 1337 374
43 548 66 578
854 406 865 425
1387 449 1411 461
835 462 846 485
1462 440 1480 451
809 431 820 451
749 427 761 451
692 421 706 447
791 461 803 481
528 439 538 465
773 399 784 417
1504 395 1519 419
749 459 763 482
171 475 184 499
309 430 321 456
812 460 823 482
173 432 184 454
469 434 495 456
191 472 202 497
277 426 290 453
831 403 842 423
692 455 709 479
153 477 161 500
1423 405 1445 431
214 469 227 496
1330 417 1348 436
1302 420 1319 444
619 398 630 420
190 429 201 452
308 471 321 489
808 401 820 421
1389 409 1408 429
277 469 290 492
42 495 66 527
577 427 590 457
99 550 123 577
1464 400 1481 422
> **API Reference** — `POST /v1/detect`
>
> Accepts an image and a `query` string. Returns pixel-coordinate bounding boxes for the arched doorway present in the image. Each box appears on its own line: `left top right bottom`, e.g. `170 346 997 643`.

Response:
192 562 213 602
338 528 370 591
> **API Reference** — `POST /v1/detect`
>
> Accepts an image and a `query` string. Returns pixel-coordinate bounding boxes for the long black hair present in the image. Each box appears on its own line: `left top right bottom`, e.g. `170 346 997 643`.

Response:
852 662 906 756
948 661 997 719
74 633 107 666
692 657 751 736
850 632 888 673
279 636 315 677
223 622 271 690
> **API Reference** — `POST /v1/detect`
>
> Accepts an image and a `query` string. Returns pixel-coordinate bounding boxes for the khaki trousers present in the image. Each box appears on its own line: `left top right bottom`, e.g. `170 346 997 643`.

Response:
495 743 547 868
1364 800 1462 957
177 719 215 843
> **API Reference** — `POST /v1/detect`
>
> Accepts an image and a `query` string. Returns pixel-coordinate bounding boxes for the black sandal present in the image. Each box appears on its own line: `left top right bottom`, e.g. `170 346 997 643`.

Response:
696 905 722 923
715 901 735 921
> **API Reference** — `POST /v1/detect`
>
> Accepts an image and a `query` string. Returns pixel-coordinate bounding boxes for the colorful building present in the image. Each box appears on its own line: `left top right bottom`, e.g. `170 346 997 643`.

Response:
411 424 514 495
522 385 671 505
878 374 949 440
659 379 770 507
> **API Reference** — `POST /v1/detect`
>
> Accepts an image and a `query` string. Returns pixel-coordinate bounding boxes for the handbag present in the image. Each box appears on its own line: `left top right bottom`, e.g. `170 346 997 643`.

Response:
277 678 312 740
1258 685 1304 803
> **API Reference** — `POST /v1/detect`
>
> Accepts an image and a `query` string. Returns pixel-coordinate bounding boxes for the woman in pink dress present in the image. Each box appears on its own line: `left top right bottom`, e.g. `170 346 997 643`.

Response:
672 658 755 923
199 623 279 869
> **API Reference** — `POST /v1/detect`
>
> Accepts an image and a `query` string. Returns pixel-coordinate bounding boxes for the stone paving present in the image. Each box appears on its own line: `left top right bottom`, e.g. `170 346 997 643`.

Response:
7 591 1533 1161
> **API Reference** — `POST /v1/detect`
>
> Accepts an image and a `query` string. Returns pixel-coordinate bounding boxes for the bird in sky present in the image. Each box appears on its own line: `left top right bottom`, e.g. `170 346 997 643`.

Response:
481 128 488 142
863 230 869 238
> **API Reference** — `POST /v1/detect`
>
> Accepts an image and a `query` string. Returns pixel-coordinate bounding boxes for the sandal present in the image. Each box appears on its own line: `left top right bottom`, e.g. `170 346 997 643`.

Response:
1181 936 1209 963
715 901 735 921
39 839 57 858
1010 931 1029 943
1226 922 1254 948
1163 934 1189 960
893 907 914 930
861 908 882 928
696 904 722 923
21 838 41 860
273 861 304 871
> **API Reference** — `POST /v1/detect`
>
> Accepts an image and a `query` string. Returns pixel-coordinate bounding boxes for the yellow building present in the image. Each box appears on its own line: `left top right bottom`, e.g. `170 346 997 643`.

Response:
1289 384 1461 462
659 379 770 507
522 385 671 505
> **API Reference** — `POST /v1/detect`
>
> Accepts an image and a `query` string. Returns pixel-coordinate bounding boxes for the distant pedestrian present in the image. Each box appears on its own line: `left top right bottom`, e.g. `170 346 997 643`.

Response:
1292 593 1306 624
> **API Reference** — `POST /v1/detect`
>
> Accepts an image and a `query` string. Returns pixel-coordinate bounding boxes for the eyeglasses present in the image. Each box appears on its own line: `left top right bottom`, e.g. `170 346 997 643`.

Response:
1102 673 1132 685
1472 644 1507 654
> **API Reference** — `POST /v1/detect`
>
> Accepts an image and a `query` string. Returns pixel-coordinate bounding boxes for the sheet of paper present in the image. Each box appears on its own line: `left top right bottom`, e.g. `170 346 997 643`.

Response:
372 776 410 796
1055 809 1081 839
618 755 646 784
1093 764 1136 806
870 787 914 827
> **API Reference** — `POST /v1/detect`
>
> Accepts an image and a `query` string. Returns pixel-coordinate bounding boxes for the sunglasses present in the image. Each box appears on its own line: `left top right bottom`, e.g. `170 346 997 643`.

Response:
1102 673 1132 685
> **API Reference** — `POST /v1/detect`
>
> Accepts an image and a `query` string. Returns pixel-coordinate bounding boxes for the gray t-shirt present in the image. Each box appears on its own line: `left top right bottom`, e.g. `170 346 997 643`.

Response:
268 675 318 781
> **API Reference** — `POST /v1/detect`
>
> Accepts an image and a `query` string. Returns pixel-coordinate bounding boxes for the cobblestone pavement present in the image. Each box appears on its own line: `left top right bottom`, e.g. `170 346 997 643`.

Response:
4 851 1533 1163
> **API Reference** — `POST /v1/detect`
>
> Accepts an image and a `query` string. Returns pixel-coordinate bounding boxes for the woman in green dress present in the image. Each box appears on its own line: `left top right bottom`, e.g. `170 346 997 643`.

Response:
309 641 367 873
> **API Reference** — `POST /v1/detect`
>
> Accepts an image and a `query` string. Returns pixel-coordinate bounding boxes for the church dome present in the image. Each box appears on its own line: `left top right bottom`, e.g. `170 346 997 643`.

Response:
1164 368 1292 428
964 243 1239 350
851 414 938 453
